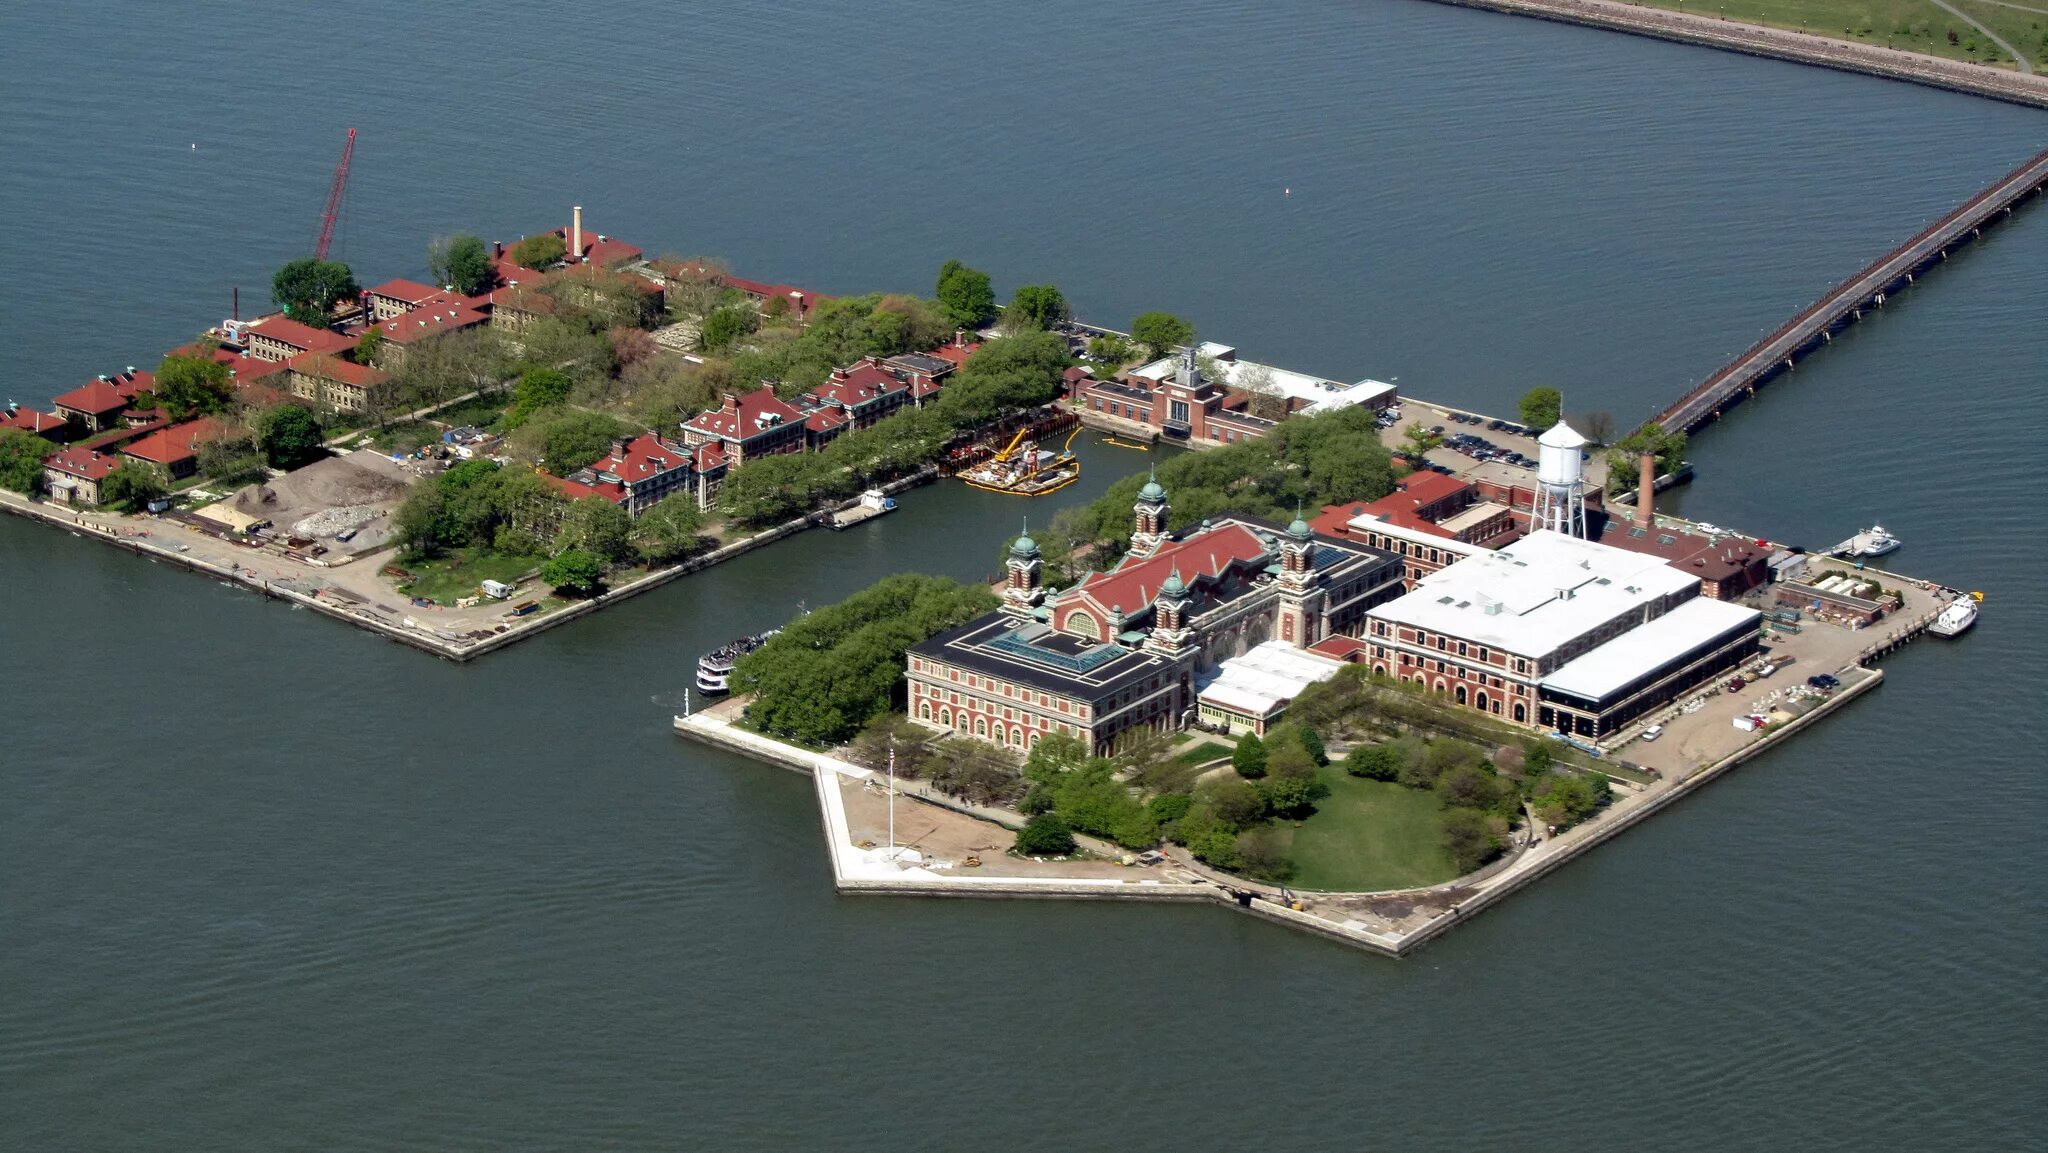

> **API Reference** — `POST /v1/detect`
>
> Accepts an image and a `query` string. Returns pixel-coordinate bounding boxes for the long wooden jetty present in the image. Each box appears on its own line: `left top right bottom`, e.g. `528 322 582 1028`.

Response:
1654 147 2048 436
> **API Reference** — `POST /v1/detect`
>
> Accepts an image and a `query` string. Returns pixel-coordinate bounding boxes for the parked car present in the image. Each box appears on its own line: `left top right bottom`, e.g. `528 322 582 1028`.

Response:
1641 724 1664 741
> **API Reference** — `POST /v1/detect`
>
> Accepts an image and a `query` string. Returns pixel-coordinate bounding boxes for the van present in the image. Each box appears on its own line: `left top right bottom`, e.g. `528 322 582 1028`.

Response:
1641 724 1664 742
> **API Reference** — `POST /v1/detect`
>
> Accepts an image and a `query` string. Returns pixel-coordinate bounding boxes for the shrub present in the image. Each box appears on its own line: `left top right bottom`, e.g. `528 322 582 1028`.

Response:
1014 813 1077 856
1441 807 1503 874
1235 826 1295 883
1256 773 1323 820
1231 731 1267 779
1343 744 1401 781
1147 792 1193 824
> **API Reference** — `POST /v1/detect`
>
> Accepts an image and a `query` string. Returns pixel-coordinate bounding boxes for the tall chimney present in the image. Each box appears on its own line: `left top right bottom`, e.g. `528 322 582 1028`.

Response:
572 206 583 262
1636 451 1656 529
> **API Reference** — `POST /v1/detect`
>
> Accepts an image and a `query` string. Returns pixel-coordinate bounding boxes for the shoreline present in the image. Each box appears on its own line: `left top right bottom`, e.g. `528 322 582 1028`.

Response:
671 659 1894 958
1420 0 2048 109
0 466 937 662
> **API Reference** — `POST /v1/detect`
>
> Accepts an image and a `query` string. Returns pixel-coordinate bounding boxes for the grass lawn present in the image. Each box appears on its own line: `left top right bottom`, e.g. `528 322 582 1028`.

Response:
1174 741 1233 766
366 420 441 455
430 392 514 430
395 548 543 605
1273 767 1458 892
1630 0 2032 68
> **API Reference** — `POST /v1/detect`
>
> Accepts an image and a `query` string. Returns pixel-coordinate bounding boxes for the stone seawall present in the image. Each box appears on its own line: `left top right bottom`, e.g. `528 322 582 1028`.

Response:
1423 0 2048 109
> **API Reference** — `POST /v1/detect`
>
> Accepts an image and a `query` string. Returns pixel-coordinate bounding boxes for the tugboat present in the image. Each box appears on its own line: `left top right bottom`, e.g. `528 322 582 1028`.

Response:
695 629 779 695
959 426 1081 496
1829 524 1901 559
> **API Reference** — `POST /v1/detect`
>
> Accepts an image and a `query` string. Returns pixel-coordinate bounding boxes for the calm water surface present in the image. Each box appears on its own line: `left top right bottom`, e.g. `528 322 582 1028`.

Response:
1 2 2042 1149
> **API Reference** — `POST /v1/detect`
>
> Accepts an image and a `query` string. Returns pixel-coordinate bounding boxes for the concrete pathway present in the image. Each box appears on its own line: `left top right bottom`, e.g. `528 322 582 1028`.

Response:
1930 0 2035 71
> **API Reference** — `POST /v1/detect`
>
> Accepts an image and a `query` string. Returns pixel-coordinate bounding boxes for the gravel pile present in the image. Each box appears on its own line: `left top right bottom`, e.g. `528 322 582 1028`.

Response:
293 505 382 539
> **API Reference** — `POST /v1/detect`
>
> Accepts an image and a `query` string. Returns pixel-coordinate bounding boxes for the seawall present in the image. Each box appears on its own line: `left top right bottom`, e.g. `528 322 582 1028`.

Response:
1422 0 2048 109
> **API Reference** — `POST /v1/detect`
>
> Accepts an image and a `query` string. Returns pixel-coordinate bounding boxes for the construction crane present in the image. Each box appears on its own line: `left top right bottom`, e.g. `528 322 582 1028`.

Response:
313 128 356 262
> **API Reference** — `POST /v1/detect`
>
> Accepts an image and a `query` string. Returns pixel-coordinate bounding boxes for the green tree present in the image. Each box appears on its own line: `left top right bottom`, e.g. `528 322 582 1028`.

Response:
531 410 634 476
542 548 605 595
512 366 573 419
1024 731 1091 784
1235 826 1295 883
935 259 996 330
698 304 760 353
1231 731 1268 779
1014 812 1078 856
930 331 1072 428
0 429 48 494
1006 284 1069 331
153 354 234 420
430 234 495 295
254 404 324 469
1441 807 1502 873
271 258 359 326
1605 422 1687 494
1519 386 1562 431
557 496 632 563
630 494 706 565
1130 311 1194 360
510 233 567 271
99 462 165 512
1343 744 1401 781
1297 725 1327 766
1401 421 1444 460
1255 772 1321 820
1201 778 1268 830
352 326 383 368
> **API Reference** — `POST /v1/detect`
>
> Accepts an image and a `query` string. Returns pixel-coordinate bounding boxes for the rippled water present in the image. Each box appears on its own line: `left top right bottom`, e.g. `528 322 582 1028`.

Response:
1 1 2043 1149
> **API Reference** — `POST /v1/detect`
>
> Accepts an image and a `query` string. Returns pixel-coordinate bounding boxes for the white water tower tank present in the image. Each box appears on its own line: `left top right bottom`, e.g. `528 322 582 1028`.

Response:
1532 419 1589 538
1537 420 1587 488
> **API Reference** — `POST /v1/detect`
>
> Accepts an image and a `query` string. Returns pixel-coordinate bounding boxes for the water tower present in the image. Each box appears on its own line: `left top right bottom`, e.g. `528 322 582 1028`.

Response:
1532 419 1589 538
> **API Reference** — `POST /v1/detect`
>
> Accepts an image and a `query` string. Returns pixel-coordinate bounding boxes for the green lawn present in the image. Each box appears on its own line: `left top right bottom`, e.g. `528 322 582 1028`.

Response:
1174 741 1233 766
1630 0 2034 69
1273 768 1458 892
395 548 543 605
430 392 515 430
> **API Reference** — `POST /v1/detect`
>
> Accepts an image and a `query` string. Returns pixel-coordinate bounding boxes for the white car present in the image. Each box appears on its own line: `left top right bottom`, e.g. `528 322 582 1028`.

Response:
1641 724 1664 741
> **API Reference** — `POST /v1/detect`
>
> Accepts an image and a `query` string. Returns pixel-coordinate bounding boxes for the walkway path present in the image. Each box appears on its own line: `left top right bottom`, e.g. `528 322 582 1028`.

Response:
1930 0 2035 71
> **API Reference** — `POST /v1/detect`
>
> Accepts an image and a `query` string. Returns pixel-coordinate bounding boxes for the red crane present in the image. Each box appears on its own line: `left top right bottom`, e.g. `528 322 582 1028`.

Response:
313 128 356 261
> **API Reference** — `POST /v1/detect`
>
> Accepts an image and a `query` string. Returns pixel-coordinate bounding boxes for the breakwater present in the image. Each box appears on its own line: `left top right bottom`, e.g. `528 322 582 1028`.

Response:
1424 0 2048 108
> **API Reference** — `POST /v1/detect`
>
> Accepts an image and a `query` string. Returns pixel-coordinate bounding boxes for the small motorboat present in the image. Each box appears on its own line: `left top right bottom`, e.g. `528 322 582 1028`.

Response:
1927 599 1977 638
1829 524 1900 559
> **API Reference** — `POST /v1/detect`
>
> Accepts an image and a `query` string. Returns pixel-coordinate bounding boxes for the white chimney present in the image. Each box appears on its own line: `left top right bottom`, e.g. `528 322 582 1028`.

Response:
572 206 583 261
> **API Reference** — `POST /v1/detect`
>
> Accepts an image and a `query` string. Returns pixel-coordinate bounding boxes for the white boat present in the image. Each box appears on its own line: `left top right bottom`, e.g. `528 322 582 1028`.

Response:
694 629 780 695
1927 599 1977 638
1830 524 1901 559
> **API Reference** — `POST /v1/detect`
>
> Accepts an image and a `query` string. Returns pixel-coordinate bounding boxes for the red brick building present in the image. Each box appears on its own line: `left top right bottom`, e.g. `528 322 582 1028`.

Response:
680 387 807 465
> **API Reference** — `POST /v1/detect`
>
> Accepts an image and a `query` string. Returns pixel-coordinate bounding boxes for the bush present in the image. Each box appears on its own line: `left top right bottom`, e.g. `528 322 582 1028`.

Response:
1441 807 1503 874
1343 744 1401 781
1232 731 1267 779
1235 826 1295 883
1014 812 1077 856
1200 778 1267 831
1437 765 1506 813
1147 792 1193 824
1256 773 1323 820
254 403 324 469
1020 785 1056 816
1298 726 1327 766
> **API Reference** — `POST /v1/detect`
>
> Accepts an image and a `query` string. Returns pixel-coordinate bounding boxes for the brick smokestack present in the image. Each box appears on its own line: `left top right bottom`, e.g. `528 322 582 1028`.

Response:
1636 451 1656 529
572 206 583 262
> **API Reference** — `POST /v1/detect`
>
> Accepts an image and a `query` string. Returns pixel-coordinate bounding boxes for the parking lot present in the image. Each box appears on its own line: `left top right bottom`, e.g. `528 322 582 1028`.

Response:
1379 399 1612 492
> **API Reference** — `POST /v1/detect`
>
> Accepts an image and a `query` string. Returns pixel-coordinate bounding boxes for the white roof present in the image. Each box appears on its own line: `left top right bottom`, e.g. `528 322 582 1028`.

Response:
1131 345 1393 411
1196 641 1345 718
1537 420 1588 449
1367 530 1700 659
1540 596 1760 702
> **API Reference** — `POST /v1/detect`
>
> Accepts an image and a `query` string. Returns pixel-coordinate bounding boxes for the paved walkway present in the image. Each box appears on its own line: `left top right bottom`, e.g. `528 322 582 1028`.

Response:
1929 0 2034 72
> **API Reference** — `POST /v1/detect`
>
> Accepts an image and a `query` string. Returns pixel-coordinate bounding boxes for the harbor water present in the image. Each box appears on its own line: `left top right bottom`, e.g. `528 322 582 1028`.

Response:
1 1 2042 1149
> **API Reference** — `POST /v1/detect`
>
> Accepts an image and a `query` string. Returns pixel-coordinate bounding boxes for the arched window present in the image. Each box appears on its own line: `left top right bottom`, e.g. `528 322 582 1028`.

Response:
975 716 988 737
992 724 1006 746
938 708 952 728
1513 703 1526 722
1064 609 1101 641
919 701 932 721
1455 685 1468 705
1475 691 1489 714
1434 678 1447 695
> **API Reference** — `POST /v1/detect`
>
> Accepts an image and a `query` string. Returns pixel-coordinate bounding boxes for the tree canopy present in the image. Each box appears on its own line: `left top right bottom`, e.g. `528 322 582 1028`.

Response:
510 233 567 271
1014 813 1077 856
629 494 708 566
99 462 165 512
1130 311 1194 360
430 234 495 295
733 574 997 745
271 258 359 326
930 331 1072 428
1518 387 1562 431
393 458 562 557
153 354 235 420
1006 284 1069 331
935 260 996 331
254 403 324 469
556 496 632 563
542 548 605 595
0 429 47 494
1605 422 1687 494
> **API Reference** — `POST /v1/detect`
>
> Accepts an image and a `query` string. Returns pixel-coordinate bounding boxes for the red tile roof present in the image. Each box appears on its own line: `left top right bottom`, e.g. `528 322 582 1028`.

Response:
812 361 906 408
122 417 235 467
245 315 356 359
1307 635 1372 662
44 444 124 481
543 473 626 505
590 433 692 484
1379 469 1470 509
288 352 391 389
1 408 67 436
805 408 849 433
929 340 981 367
694 442 726 471
52 370 151 416
377 305 489 344
684 386 802 441
367 278 442 306
1074 523 1271 614
225 354 292 383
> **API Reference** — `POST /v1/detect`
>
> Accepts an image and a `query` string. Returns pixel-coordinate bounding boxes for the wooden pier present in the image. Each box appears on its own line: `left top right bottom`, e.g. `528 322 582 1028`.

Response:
1653 147 2048 436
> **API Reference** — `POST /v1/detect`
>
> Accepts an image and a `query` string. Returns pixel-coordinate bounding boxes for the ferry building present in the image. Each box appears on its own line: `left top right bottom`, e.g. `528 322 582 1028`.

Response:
906 479 1406 753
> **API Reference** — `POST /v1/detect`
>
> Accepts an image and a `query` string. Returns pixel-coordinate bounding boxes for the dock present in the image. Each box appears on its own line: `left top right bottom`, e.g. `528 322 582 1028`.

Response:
1653 147 2048 436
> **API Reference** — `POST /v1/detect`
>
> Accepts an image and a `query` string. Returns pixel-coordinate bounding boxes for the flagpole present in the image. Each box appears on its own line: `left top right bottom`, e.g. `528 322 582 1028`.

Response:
886 739 897 862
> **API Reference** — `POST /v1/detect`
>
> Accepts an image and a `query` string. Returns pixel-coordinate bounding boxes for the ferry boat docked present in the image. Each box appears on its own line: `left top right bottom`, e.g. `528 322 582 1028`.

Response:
695 629 779 695
1830 524 1901 559
1927 598 1978 638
